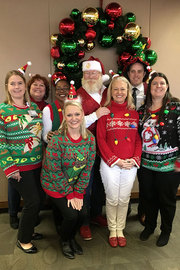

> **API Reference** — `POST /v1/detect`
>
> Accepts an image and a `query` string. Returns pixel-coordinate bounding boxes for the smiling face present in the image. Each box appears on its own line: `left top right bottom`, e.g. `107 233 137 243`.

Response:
8 75 26 102
64 104 84 132
82 70 102 93
29 79 46 101
150 76 168 101
111 79 128 104
55 80 69 104
128 62 145 87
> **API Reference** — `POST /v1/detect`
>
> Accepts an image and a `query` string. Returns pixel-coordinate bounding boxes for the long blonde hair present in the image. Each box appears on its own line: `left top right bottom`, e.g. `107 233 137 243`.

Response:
4 70 31 106
105 76 135 109
58 100 90 139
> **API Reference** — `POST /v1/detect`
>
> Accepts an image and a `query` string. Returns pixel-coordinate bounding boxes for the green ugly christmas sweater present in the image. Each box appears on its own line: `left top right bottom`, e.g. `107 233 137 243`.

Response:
41 132 96 200
0 102 43 178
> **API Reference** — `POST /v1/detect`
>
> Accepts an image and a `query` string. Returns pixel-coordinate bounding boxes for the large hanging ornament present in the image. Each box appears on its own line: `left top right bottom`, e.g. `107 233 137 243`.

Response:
82 7 99 26
125 12 136 23
99 34 114 48
105 2 122 20
50 34 58 45
124 22 140 40
85 28 96 42
145 50 158 65
60 39 77 55
50 46 60 59
70 8 80 20
59 18 75 36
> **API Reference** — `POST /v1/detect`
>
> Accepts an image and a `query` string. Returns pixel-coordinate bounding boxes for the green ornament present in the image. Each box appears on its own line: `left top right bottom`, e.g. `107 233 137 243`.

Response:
66 61 79 72
164 109 169 114
132 40 143 51
110 113 114 118
117 69 123 75
99 17 108 26
99 34 114 48
60 39 77 55
145 49 158 65
135 50 146 61
126 12 136 22
70 8 80 19
53 60 58 65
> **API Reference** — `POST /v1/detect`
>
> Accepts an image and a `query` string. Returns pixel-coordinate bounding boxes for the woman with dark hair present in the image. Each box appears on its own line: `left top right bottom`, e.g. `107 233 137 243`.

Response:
0 70 43 253
27 74 50 111
138 72 180 247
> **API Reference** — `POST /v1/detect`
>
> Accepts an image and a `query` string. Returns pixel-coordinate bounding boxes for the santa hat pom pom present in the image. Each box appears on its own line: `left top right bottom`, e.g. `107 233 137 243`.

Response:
48 74 52 78
102 74 110 83
27 61 32 66
70 80 74 85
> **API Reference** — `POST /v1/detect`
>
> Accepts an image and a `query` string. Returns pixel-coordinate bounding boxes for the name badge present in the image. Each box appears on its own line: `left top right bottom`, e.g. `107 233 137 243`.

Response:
28 110 38 117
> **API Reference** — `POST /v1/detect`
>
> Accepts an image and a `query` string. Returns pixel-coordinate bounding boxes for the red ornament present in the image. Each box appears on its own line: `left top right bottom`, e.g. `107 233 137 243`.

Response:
144 37 151 49
126 137 131 142
160 122 164 126
50 46 60 59
118 52 131 64
105 2 122 20
108 21 115 30
78 50 85 59
85 28 96 42
59 18 75 36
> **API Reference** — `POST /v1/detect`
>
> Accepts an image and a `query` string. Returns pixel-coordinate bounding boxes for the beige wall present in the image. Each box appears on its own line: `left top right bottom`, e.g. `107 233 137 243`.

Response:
0 0 180 203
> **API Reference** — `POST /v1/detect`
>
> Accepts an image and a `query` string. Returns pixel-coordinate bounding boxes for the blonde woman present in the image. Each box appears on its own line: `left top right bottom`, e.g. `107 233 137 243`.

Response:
96 76 142 247
41 97 96 259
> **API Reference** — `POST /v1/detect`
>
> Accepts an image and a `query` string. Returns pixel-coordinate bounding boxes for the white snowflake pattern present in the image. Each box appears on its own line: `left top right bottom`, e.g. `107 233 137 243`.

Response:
156 155 162 160
124 121 130 127
117 120 123 126
176 106 180 111
168 119 173 124
162 130 167 135
146 154 150 158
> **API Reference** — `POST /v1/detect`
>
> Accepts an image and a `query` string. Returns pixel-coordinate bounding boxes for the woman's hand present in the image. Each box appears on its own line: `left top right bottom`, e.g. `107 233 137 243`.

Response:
10 172 22 182
47 131 56 141
67 198 83 211
123 159 135 169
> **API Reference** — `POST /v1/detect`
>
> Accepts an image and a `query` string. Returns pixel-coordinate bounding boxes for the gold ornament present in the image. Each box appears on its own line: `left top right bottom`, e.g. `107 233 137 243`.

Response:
82 7 99 26
78 39 85 47
50 34 58 45
124 23 140 40
86 41 95 51
57 62 65 69
116 36 123 43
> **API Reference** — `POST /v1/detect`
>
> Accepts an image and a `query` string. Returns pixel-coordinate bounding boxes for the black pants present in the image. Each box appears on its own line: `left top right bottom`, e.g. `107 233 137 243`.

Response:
138 166 180 234
9 168 42 243
51 197 87 241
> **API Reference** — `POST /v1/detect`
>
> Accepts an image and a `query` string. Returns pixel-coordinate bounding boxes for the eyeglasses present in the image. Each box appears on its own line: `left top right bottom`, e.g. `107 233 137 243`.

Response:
56 87 69 91
84 71 100 77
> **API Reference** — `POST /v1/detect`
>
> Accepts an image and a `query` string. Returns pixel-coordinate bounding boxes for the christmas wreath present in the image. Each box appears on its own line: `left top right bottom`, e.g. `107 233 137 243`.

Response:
50 2 157 88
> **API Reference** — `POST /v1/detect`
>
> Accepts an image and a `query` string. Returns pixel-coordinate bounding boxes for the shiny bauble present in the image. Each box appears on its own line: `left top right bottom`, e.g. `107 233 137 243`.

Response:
85 41 95 51
99 17 108 26
108 21 115 30
145 50 158 65
57 62 65 69
82 7 99 26
60 39 77 55
116 36 123 43
77 50 85 59
50 34 58 45
132 40 143 51
50 46 60 59
99 34 114 48
125 12 136 23
70 8 80 19
78 39 85 47
85 28 96 42
66 61 79 72
105 2 122 20
135 50 146 61
124 22 140 40
118 52 131 64
59 18 75 36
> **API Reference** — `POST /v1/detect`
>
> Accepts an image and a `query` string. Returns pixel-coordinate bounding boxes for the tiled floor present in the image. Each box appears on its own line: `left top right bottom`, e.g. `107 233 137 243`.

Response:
0 202 180 270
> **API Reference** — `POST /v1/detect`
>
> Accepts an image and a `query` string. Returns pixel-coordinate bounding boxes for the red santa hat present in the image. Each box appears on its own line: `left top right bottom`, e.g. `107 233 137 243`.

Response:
18 61 32 75
82 56 110 82
50 72 67 86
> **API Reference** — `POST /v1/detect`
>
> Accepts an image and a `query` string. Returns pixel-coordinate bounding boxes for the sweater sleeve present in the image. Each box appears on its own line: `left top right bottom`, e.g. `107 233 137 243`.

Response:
96 115 119 167
0 115 19 178
43 136 74 199
73 136 96 199
131 130 142 168
42 106 52 143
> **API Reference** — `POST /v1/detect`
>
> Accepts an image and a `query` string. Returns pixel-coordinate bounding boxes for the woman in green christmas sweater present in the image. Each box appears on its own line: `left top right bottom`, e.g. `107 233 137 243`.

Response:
41 94 96 259
0 70 43 254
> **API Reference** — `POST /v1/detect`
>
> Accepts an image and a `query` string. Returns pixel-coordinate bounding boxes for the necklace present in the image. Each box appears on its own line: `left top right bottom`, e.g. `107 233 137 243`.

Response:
110 111 136 145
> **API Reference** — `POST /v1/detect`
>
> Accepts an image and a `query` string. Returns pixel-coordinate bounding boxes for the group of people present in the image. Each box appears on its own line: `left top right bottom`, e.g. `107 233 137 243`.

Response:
0 56 180 259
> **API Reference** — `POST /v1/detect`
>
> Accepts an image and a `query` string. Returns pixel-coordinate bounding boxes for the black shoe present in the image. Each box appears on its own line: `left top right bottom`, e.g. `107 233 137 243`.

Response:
32 233 43 240
70 238 83 255
62 241 75 259
140 228 154 241
156 232 170 247
17 240 37 254
10 215 19 229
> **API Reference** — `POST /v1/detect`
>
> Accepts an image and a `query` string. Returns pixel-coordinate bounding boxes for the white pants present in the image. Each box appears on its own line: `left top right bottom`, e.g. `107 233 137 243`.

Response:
100 159 137 232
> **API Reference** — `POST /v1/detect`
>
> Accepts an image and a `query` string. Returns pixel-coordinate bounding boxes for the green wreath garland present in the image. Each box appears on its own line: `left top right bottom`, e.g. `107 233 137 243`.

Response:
50 3 157 88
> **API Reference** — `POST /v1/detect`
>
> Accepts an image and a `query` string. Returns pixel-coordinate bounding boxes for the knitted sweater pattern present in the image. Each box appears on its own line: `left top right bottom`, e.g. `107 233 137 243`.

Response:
96 101 142 167
0 102 43 178
41 132 96 200
138 102 180 172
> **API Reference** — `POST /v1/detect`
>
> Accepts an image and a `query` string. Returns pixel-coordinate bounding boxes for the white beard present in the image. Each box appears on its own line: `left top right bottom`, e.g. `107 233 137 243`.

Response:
81 77 103 94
